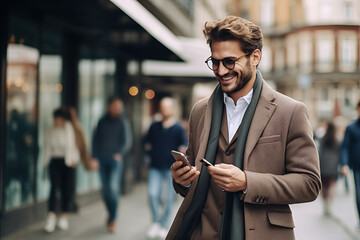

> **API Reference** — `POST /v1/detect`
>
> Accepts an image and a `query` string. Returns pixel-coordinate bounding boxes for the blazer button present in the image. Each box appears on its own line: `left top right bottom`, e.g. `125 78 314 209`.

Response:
225 150 231 156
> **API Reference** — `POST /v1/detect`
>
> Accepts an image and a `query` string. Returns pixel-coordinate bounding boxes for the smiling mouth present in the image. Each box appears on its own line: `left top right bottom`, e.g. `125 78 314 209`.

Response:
220 74 236 82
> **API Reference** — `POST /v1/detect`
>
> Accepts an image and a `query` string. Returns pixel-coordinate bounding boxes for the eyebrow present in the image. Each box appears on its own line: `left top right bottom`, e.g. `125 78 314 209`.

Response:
211 56 238 60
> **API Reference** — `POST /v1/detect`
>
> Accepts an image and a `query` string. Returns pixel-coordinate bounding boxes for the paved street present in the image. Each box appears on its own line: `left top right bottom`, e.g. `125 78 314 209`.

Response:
4 176 360 240
293 176 360 240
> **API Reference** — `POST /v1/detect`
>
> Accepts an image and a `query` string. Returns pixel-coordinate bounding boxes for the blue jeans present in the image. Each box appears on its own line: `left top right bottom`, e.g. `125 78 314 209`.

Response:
99 157 123 222
148 168 175 228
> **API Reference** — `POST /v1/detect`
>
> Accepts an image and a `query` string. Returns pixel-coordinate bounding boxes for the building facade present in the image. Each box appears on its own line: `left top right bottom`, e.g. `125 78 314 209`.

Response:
228 0 360 126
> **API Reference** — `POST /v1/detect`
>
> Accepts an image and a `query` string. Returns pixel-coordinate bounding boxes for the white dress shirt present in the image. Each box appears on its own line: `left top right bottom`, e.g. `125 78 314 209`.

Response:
223 89 253 142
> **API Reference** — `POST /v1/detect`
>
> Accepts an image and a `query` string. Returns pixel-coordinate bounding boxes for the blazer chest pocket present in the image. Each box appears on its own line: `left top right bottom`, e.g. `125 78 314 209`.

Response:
267 212 295 229
258 135 281 144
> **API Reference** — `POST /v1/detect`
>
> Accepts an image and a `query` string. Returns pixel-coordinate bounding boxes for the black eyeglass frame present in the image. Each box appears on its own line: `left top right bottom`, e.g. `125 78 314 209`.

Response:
205 52 250 71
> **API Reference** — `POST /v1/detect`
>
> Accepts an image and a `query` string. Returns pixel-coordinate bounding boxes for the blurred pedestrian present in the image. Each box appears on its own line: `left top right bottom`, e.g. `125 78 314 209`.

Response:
92 97 132 233
168 16 321 240
143 98 187 239
319 122 340 215
43 107 80 233
341 100 360 228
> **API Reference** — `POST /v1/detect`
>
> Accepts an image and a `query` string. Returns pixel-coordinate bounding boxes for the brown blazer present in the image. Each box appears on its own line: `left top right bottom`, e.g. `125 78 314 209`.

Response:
167 80 321 240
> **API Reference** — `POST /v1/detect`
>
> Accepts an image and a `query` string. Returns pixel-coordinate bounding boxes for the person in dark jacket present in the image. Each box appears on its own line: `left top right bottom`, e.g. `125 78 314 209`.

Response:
144 98 187 239
341 100 360 228
319 122 340 215
92 97 132 233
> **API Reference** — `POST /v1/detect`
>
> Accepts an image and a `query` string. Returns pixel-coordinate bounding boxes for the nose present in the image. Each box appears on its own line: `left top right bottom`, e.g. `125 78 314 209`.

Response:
216 61 229 76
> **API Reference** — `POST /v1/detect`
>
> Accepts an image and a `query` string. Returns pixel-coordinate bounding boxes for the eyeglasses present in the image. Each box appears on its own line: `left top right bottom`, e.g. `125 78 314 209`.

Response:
205 53 250 71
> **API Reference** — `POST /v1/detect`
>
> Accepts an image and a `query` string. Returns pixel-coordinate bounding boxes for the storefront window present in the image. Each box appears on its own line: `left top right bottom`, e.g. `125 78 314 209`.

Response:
37 55 62 201
4 14 118 212
77 58 115 193
5 43 38 210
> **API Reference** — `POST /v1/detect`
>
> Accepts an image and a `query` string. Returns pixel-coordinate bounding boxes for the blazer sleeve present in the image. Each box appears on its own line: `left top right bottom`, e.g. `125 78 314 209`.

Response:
244 103 321 205
172 100 205 196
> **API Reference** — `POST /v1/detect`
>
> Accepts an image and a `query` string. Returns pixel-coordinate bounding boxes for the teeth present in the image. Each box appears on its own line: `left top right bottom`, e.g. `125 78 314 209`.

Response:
222 75 235 81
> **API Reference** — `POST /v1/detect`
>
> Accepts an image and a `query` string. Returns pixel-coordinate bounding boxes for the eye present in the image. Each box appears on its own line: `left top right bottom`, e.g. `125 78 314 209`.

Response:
212 59 220 66
223 58 235 66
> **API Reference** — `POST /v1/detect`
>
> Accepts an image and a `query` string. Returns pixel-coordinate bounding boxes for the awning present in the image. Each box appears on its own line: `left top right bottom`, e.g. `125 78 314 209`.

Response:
110 0 184 61
141 37 214 77
8 0 185 61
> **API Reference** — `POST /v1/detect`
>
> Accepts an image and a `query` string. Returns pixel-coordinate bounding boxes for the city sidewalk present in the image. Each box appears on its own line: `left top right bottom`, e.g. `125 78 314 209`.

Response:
292 175 360 240
4 177 360 240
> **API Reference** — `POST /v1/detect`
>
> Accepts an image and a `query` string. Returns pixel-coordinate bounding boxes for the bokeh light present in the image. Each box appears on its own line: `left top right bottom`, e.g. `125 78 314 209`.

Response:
145 89 155 100
129 86 139 96
55 83 63 93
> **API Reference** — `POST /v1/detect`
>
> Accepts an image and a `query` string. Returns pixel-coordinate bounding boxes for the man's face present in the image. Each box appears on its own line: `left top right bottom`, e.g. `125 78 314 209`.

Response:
108 100 123 118
210 40 254 97
159 99 174 119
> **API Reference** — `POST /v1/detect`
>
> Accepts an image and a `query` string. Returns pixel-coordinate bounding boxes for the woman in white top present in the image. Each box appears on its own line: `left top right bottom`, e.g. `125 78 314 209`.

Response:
43 107 80 233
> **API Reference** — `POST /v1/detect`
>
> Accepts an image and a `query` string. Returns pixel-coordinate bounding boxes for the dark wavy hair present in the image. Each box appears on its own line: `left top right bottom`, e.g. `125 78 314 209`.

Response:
203 15 263 54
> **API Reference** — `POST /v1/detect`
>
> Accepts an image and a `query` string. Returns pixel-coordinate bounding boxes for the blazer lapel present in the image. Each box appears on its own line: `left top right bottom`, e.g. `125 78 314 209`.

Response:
194 92 215 171
220 107 229 144
244 81 277 166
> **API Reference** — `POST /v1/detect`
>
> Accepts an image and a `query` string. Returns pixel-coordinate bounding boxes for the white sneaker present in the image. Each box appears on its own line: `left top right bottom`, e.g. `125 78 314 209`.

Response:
44 214 57 233
57 216 69 230
158 227 168 239
147 223 161 238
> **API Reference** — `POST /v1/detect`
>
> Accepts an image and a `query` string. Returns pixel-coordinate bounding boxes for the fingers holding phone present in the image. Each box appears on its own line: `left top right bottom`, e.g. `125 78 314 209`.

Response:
170 161 199 187
170 150 200 186
206 163 247 192
200 158 213 167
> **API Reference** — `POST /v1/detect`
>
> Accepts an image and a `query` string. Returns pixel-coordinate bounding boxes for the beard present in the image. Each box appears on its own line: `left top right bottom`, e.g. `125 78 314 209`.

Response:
219 60 253 95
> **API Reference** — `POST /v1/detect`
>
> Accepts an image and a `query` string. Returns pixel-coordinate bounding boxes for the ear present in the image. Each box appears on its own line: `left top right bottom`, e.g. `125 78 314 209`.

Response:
251 49 261 67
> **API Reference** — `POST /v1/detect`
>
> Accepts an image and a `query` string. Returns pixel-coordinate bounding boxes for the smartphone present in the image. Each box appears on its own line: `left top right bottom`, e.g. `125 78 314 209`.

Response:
200 158 213 167
171 150 191 167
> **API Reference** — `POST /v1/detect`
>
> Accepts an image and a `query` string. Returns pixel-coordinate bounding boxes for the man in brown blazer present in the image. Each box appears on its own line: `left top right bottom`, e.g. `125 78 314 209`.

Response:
167 16 321 240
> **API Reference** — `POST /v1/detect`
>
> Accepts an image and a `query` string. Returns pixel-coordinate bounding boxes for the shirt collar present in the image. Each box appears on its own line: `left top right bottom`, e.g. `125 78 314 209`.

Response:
223 89 253 106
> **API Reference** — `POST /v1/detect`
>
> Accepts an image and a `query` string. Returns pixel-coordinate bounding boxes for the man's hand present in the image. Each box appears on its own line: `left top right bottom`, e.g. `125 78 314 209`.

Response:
342 165 350 176
207 163 247 192
89 158 99 170
113 154 122 161
171 160 200 187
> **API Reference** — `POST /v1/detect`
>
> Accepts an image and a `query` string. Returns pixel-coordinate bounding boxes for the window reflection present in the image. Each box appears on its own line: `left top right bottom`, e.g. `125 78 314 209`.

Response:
5 44 39 210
